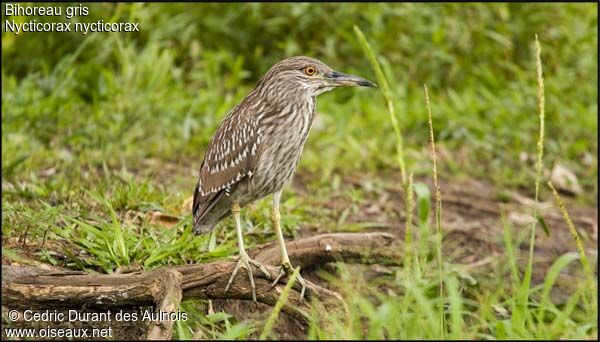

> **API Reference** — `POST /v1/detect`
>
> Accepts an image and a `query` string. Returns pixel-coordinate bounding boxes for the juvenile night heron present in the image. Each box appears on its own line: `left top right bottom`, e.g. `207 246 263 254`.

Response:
192 56 376 301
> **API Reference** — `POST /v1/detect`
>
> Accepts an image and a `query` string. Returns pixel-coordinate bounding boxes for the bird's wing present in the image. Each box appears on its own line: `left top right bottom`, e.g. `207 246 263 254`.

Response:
193 100 264 224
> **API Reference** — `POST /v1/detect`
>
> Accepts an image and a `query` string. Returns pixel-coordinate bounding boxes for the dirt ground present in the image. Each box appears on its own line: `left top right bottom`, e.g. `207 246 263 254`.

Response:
214 174 598 339
3 173 597 340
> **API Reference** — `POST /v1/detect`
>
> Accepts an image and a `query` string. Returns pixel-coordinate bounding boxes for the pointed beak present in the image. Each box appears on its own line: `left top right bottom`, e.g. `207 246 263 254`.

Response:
325 71 377 88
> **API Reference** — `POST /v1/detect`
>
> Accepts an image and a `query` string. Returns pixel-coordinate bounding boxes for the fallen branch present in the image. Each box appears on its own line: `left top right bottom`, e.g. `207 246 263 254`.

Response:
250 232 399 267
2 232 400 339
146 270 182 340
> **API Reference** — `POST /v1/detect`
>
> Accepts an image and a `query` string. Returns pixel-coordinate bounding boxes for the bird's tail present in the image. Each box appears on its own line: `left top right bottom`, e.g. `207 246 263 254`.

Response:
193 220 217 235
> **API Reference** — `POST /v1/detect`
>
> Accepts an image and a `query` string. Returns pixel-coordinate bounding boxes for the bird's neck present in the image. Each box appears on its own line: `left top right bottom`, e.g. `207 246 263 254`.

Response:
256 91 316 138
256 77 315 106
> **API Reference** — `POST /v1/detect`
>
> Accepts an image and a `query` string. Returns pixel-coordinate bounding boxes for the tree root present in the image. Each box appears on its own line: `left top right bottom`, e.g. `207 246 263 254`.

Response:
2 232 400 340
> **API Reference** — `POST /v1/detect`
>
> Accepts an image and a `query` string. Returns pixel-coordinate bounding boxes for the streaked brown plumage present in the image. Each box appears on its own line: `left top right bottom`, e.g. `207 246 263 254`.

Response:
192 56 376 301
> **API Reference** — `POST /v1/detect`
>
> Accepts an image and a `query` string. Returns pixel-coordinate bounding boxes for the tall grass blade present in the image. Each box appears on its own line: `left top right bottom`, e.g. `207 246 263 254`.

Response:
259 266 300 340
499 205 520 286
517 33 546 331
547 180 596 322
424 84 445 337
546 181 592 278
446 276 464 340
353 25 411 268
405 173 414 268
353 25 407 184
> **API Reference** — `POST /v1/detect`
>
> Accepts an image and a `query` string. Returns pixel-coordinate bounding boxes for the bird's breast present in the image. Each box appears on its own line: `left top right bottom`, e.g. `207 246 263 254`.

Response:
244 99 316 198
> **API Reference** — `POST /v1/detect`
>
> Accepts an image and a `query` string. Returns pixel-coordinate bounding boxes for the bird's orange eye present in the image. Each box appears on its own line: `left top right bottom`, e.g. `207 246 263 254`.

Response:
304 66 317 76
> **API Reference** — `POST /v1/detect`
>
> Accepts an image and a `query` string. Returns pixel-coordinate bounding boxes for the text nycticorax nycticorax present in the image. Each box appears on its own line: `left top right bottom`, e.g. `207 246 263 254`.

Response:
192 56 376 301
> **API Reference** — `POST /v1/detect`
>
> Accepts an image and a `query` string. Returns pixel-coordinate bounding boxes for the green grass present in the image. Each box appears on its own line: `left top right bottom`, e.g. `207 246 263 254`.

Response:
2 3 597 198
2 2 597 340
259 266 301 340
303 26 596 340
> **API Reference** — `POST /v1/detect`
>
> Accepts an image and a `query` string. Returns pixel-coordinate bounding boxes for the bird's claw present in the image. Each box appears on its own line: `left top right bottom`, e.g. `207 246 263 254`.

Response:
270 262 308 301
250 259 272 279
224 252 270 302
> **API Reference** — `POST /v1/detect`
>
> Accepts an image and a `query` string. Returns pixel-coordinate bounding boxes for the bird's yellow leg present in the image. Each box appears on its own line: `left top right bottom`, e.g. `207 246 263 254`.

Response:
270 190 308 300
225 202 270 302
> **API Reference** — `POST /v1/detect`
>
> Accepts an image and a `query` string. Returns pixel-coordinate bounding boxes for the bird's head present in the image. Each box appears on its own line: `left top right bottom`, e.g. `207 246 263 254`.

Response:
256 56 377 99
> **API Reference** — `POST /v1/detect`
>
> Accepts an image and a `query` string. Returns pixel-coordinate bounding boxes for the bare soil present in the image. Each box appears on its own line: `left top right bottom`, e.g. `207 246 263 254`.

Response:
3 172 597 340
216 173 598 339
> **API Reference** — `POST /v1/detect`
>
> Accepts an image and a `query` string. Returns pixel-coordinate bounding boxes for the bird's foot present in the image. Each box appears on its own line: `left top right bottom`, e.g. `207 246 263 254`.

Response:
271 262 309 301
225 252 271 302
